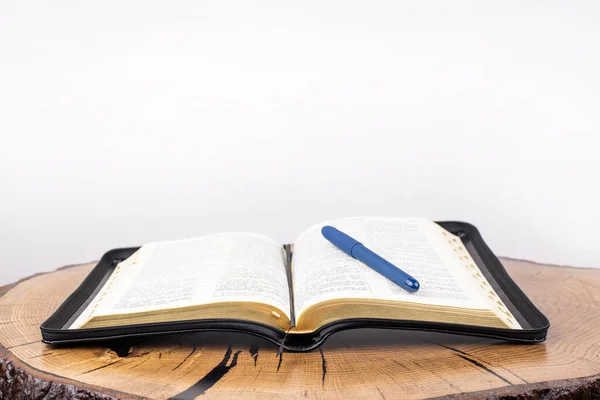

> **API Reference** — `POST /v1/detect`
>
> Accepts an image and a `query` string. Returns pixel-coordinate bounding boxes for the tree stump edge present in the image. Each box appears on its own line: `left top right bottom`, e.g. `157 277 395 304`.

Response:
0 262 147 399
1 258 599 399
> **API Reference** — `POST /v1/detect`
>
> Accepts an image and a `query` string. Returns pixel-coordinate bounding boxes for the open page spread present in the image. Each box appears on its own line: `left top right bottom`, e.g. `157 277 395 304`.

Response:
291 217 521 329
70 233 289 329
70 218 521 331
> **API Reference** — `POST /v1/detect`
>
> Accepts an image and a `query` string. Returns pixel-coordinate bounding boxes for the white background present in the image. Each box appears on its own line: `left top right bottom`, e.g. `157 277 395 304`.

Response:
1 1 599 284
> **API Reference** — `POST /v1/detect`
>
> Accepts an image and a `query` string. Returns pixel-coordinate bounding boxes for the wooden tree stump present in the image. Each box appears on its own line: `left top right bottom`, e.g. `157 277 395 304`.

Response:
1 258 599 399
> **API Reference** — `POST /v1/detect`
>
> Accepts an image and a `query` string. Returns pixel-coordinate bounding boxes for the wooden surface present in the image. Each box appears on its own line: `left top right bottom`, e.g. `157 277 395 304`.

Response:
1 258 599 400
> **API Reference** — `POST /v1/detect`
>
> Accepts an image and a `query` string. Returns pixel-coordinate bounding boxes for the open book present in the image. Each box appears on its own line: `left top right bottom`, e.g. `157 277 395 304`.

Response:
70 218 521 332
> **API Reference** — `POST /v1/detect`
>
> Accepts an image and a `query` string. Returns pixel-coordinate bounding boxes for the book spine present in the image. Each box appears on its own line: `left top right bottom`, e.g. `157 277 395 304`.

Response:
283 244 296 328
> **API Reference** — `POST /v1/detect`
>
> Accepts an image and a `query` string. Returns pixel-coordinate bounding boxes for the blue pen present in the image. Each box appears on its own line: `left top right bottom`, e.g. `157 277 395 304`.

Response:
321 226 420 293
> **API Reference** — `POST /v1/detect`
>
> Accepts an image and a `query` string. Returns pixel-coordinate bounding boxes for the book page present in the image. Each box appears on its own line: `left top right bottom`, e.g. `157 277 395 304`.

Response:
70 233 290 329
292 218 494 319
430 223 521 329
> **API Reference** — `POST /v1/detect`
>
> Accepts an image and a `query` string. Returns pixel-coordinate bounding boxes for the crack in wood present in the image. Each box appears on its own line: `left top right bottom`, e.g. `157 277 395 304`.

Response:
134 358 149 370
29 351 71 359
7 340 40 350
431 341 526 385
168 346 241 400
249 344 259 366
319 348 327 389
172 345 197 371
414 360 459 392
507 369 529 384
79 360 121 376
391 359 410 371
456 354 513 385
430 342 469 356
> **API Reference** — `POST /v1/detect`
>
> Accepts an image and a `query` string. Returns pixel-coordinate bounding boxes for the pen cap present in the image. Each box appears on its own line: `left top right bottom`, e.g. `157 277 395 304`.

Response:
321 226 362 256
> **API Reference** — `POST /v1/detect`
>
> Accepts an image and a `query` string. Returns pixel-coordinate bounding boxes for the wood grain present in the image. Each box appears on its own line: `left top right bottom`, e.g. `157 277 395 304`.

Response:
1 258 599 399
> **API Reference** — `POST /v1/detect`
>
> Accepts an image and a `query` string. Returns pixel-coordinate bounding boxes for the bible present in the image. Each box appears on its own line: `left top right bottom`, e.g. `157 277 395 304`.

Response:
41 218 550 349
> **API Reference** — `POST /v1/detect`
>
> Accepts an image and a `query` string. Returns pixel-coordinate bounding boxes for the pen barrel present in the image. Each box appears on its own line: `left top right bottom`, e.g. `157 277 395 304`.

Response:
321 226 361 254
351 245 420 292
